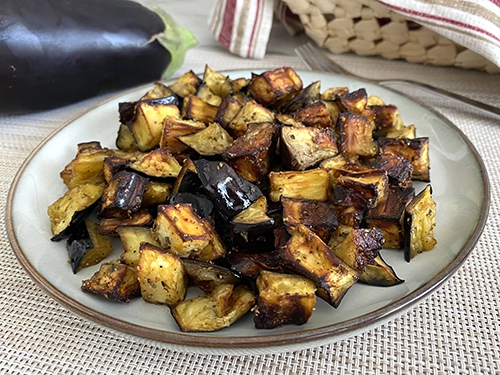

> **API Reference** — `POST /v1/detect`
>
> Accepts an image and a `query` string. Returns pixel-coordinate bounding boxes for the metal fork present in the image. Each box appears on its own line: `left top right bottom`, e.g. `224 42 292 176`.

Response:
295 42 500 118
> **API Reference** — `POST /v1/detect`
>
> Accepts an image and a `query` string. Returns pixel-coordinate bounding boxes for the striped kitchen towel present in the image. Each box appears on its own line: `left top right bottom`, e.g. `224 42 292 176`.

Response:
208 0 500 69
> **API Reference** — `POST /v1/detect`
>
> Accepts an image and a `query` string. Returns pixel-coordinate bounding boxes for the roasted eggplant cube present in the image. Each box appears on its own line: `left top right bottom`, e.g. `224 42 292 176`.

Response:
280 224 358 308
202 65 233 98
116 226 159 268
98 171 148 220
365 187 415 249
215 94 246 127
141 181 172 208
160 117 206 155
136 243 188 305
181 259 240 293
171 284 256 332
222 122 279 182
328 225 383 273
335 169 389 209
116 123 139 152
291 100 334 129
268 168 329 202
195 82 222 107
151 203 226 261
230 196 275 252
338 88 368 115
254 270 316 329
373 153 414 188
182 95 218 124
81 260 140 303
167 192 214 219
168 70 202 99
337 112 377 159
128 99 181 152
280 125 339 171
102 156 131 183
48 183 103 241
359 254 404 286
129 148 181 179
370 104 404 138
227 249 286 279
193 159 263 219
97 209 154 237
60 145 112 188
67 220 112 273
248 67 303 108
404 184 437 261
140 82 176 101
177 122 233 156
226 100 275 138
281 197 338 242
282 80 321 113
171 158 203 195
378 137 430 181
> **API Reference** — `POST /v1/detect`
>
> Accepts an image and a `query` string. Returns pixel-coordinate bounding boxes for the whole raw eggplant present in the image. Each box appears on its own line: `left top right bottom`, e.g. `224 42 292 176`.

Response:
0 0 195 114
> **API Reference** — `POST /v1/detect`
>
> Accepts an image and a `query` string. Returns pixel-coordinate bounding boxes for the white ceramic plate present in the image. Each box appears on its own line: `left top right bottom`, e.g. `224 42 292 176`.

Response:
7 70 489 355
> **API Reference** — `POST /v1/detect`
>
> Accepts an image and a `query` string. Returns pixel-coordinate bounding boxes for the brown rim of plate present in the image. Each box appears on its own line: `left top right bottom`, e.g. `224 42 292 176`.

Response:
5 71 491 349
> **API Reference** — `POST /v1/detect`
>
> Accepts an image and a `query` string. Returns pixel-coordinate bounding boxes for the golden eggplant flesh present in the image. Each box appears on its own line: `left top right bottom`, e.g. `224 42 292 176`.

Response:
268 168 330 202
248 67 302 108
177 122 234 156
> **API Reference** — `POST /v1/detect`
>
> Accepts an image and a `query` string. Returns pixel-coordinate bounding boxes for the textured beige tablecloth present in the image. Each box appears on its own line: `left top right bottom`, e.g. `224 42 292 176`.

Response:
2 1 500 374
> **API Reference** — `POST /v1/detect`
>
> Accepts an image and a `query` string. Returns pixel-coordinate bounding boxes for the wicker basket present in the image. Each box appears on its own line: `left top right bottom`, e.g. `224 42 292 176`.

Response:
282 0 500 73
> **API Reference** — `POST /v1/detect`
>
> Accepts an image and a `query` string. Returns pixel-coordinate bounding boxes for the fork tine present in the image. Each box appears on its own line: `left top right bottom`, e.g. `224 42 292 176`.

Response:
295 42 350 75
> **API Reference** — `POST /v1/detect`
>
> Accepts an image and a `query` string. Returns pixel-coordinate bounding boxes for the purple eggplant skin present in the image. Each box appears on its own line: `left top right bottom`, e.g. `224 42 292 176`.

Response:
0 0 171 114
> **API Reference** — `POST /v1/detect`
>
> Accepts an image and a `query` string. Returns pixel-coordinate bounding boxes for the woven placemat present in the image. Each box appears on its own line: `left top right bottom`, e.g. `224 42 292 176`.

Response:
2 50 500 374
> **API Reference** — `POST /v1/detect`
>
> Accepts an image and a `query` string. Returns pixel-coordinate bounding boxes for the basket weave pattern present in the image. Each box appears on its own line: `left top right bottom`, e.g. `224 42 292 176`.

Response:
282 0 499 72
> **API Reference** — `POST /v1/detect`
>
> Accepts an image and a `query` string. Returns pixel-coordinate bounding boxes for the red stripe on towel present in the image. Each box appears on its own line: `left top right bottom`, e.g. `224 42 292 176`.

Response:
219 0 237 49
246 0 262 57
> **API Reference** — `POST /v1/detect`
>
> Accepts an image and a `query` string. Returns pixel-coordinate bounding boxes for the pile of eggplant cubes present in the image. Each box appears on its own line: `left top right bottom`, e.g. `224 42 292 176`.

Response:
47 66 437 332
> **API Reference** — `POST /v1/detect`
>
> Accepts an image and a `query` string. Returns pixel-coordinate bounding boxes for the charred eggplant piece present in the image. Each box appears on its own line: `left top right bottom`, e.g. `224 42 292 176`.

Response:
136 242 188 305
161 117 206 155
67 220 112 273
338 88 368 115
81 260 140 303
404 185 437 261
116 226 159 268
48 184 103 241
280 224 358 308
215 94 247 127
378 137 430 181
254 270 316 329
268 168 329 202
171 284 256 332
98 209 154 236
337 112 377 159
373 153 414 188
171 158 203 195
248 67 303 108
169 70 202 99
167 192 214 219
222 122 279 183
359 254 404 286
193 159 263 219
226 100 275 138
291 100 334 128
129 148 181 179
182 259 240 293
282 81 321 113
370 104 404 138
280 126 338 171
99 171 148 219
60 144 112 188
335 168 389 209
227 249 287 279
182 95 218 123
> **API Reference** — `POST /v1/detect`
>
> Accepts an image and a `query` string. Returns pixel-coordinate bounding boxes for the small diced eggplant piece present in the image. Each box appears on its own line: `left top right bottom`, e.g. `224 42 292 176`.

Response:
386 124 416 139
60 144 112 188
177 122 233 156
291 100 334 128
370 104 404 138
254 270 316 329
160 117 206 154
116 124 139 152
335 168 389 209
222 122 279 182
102 156 130 183
171 158 202 195
81 260 140 303
98 171 148 219
280 224 358 308
226 100 275 138
193 159 263 219
116 226 159 268
230 196 275 252
141 181 171 208
373 153 414 188
202 65 233 98
227 249 286 279
98 209 154 236
140 82 176 101
338 88 368 115
365 187 415 249
280 126 338 171
151 203 226 261
281 197 338 242
48 183 103 241
167 192 214 219
168 70 202 99
404 185 437 261
182 95 218 124
195 82 222 106
359 254 404 286
268 168 329 202
332 205 366 228
127 99 181 152
171 284 256 332
248 67 303 108
129 148 181 178
337 112 377 159
378 137 430 181
181 259 240 293
282 81 321 113
320 86 349 100
215 94 246 127
136 242 188 305
328 225 383 273
67 220 112 273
